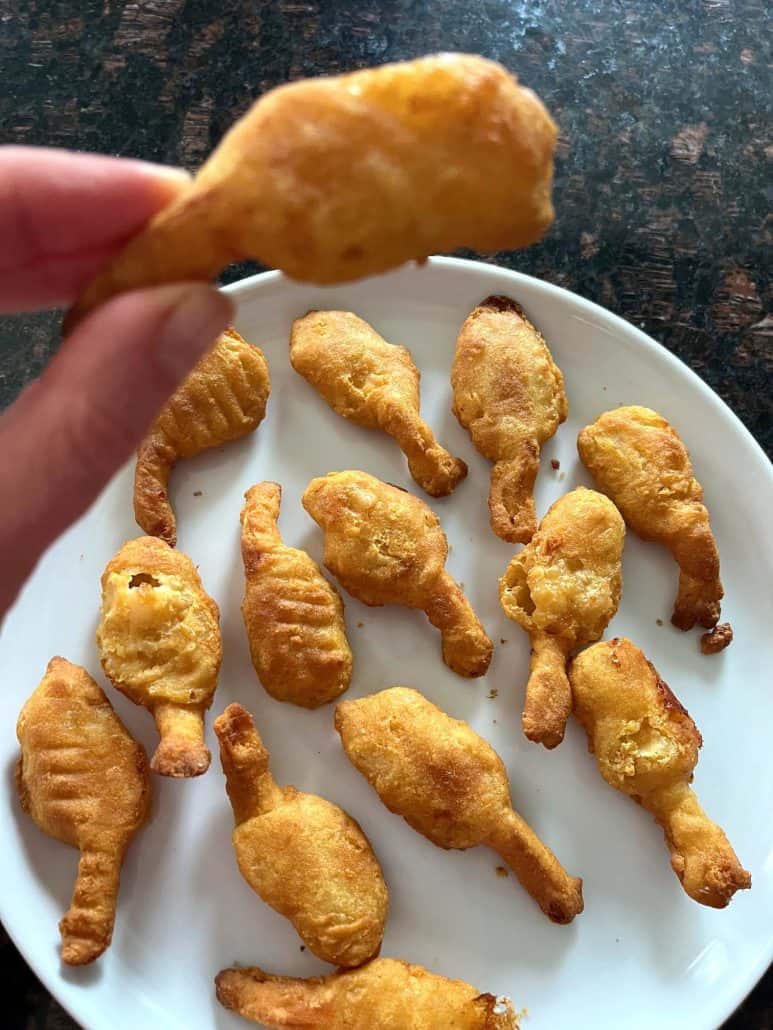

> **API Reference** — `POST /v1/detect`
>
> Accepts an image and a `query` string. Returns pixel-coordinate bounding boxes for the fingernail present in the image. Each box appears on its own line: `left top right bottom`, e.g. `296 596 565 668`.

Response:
155 284 234 382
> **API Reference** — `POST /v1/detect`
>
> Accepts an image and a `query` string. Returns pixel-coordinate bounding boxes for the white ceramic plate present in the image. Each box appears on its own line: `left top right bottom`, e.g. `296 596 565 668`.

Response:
1 257 771 1030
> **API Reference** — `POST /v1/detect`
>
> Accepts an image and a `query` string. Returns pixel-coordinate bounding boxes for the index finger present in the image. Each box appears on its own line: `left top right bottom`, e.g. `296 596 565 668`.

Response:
0 147 190 313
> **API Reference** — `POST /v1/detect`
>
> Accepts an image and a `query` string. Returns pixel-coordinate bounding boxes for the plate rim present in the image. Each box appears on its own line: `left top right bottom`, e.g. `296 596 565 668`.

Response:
2 255 771 1030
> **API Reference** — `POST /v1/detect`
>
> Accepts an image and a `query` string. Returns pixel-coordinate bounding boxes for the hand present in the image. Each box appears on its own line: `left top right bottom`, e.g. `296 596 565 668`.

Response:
0 147 234 617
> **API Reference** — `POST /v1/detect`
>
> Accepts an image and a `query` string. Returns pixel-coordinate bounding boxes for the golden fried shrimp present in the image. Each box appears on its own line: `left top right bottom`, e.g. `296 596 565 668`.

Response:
291 310 467 496
214 703 387 966
16 658 151 964
452 295 567 543
499 488 624 749
303 470 492 677
97 536 222 777
67 54 555 325
134 327 270 546
578 406 725 635
336 687 583 923
215 958 519 1029
569 638 750 908
240 482 352 707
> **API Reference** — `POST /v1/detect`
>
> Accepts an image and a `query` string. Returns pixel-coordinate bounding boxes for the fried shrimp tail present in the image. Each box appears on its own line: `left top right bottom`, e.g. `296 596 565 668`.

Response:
423 572 494 678
452 295 567 543
521 635 571 750
214 703 387 966
97 536 222 777
16 658 151 964
215 958 520 1029
569 638 750 908
336 687 583 923
489 441 540 544
303 471 492 677
240 482 352 707
499 488 625 748
291 310 466 497
134 328 270 546
151 703 210 778
68 54 556 325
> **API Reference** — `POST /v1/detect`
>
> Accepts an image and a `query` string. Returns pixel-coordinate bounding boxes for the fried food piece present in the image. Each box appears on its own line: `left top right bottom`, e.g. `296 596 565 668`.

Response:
67 54 556 325
569 638 750 908
499 488 624 749
97 536 222 777
701 622 733 654
291 310 467 497
214 703 387 966
336 687 583 923
578 406 725 634
240 482 352 707
303 470 492 677
216 958 519 1029
16 658 151 964
451 295 568 543
134 327 270 547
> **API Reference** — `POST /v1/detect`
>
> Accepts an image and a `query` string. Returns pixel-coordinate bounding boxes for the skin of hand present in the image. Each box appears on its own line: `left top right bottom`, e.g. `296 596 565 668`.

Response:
214 703 387 967
15 657 151 964
240 482 352 707
290 309 467 496
135 327 270 546
97 536 222 777
451 295 568 543
335 686 583 924
215 958 519 1029
68 54 556 324
0 147 234 621
569 638 750 908
302 470 493 677
499 487 625 749
578 406 725 637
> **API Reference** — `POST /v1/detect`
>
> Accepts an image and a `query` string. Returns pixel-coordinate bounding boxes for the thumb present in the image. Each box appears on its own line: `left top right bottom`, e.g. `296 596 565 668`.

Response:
0 283 233 616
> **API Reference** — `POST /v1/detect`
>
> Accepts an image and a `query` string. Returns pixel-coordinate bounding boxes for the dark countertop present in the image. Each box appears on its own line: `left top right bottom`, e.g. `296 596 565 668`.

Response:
1 1 770 1027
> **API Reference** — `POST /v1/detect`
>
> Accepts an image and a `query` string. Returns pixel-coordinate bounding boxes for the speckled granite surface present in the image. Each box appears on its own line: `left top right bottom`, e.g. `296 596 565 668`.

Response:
0 1 770 1027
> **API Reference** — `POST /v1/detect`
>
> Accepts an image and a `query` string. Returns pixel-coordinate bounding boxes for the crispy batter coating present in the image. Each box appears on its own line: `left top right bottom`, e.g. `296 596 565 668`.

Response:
240 482 352 707
302 470 492 677
499 488 624 749
134 327 270 546
68 54 555 325
215 958 519 1029
291 310 467 497
97 536 222 777
214 704 387 966
701 622 733 655
452 296 568 543
16 658 151 965
578 406 725 634
569 638 750 908
336 687 583 923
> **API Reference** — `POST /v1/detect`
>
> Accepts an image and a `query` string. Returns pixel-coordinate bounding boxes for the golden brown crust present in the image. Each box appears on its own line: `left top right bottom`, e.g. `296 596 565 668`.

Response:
68 55 555 324
499 488 625 748
578 406 725 634
214 704 387 966
291 310 467 496
569 639 750 908
134 327 270 546
97 536 222 777
700 622 733 655
240 482 352 707
336 687 583 923
452 295 568 543
215 958 520 1029
16 657 151 964
302 470 492 677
